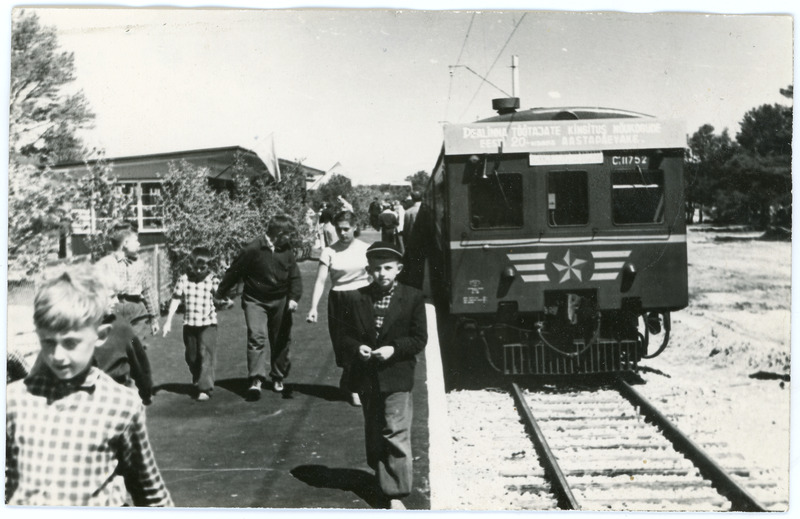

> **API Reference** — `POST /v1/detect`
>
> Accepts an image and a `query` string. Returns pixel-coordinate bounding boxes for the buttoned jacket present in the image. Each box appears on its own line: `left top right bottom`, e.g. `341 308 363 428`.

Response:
338 283 427 393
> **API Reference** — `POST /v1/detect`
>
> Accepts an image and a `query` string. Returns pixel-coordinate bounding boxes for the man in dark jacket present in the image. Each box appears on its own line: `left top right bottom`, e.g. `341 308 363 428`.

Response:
338 241 427 510
216 215 302 399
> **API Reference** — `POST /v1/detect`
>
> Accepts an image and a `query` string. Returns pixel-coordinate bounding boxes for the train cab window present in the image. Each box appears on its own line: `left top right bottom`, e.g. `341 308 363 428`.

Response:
612 169 665 224
469 173 523 229
547 170 589 226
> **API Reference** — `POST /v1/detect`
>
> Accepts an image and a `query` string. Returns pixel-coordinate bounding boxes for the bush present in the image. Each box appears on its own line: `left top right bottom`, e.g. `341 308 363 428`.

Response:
158 155 313 282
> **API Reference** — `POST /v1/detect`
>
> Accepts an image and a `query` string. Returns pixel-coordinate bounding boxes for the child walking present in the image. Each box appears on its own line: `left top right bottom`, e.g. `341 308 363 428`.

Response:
5 266 172 507
216 214 302 399
338 241 428 510
163 246 225 401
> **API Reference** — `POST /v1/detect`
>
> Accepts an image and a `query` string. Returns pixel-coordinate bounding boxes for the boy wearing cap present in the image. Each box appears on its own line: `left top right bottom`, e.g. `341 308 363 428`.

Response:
338 241 428 510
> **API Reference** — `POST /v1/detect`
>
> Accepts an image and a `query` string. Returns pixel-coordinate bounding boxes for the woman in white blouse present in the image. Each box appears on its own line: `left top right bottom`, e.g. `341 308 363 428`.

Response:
306 210 370 406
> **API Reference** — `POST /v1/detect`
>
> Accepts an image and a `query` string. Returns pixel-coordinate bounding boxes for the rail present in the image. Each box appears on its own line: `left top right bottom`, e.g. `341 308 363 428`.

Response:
509 382 579 510
615 377 766 512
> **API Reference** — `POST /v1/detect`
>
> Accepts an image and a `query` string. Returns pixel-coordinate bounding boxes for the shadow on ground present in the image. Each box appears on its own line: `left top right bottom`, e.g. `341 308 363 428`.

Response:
291 464 386 509
289 383 347 402
152 382 195 397
213 378 347 402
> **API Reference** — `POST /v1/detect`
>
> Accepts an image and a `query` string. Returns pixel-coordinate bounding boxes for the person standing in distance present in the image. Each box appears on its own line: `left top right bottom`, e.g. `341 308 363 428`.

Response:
216 215 302 399
403 191 422 242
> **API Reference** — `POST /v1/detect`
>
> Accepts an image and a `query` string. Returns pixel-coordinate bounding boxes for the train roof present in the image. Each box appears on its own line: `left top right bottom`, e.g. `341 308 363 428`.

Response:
477 106 653 123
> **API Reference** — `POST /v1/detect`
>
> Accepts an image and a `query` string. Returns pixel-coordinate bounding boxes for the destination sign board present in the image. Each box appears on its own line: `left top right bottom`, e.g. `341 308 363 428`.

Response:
444 118 686 155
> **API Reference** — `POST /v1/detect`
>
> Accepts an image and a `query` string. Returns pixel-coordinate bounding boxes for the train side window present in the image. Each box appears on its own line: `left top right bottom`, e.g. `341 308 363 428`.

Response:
547 170 588 226
469 173 523 229
612 169 665 224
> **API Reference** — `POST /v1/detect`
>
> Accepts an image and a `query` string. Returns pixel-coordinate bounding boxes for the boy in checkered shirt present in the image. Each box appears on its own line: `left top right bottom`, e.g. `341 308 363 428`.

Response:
5 266 172 507
162 247 230 401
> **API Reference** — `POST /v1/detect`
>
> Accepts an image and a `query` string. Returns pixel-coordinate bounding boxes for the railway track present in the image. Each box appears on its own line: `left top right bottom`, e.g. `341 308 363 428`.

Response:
509 378 771 511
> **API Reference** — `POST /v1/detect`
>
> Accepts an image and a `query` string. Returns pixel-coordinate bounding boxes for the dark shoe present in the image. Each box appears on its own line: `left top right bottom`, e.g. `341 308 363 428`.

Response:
247 379 262 400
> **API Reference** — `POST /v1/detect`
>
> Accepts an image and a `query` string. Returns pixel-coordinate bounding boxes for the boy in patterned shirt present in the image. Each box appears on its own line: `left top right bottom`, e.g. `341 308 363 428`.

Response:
5 266 172 507
162 246 229 401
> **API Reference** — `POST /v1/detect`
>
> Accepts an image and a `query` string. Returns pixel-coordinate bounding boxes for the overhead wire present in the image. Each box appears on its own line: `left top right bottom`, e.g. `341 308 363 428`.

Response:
459 13 527 121
445 12 476 124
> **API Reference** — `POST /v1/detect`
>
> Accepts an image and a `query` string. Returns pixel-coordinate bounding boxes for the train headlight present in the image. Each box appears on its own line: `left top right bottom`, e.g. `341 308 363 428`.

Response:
620 263 637 293
501 266 516 279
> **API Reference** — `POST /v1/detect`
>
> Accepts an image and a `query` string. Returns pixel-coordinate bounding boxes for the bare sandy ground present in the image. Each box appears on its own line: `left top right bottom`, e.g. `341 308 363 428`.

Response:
637 227 791 509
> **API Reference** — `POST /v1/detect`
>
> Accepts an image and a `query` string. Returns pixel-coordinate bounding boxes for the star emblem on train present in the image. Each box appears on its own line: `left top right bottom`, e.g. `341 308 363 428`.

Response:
553 250 587 283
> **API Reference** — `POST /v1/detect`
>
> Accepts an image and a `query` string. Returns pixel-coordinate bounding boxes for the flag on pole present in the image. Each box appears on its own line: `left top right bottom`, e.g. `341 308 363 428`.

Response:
308 162 341 191
253 133 281 182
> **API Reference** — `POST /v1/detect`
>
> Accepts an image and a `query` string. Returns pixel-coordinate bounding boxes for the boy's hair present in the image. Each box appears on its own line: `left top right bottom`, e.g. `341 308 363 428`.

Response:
266 214 295 239
190 246 214 263
34 265 109 332
108 222 137 250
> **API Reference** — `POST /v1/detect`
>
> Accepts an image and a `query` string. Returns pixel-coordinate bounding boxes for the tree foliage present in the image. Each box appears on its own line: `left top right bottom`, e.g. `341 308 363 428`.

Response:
7 162 77 274
308 174 353 210
685 92 792 229
9 10 94 165
74 157 137 261
405 170 430 193
158 155 313 280
737 103 793 157
8 11 99 275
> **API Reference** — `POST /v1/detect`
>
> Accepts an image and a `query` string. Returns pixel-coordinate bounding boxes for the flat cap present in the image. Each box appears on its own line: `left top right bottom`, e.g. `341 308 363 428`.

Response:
366 241 403 260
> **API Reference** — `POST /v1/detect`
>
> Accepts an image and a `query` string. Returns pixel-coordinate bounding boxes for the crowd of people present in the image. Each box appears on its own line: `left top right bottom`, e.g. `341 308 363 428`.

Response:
6 193 428 510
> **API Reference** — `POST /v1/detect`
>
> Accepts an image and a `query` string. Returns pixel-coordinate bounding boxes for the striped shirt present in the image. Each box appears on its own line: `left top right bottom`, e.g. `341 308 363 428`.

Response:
171 274 220 327
6 366 173 507
95 253 158 319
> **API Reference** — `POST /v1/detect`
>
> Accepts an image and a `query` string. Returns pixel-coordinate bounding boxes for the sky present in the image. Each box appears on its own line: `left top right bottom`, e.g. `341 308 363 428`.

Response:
9 1 794 185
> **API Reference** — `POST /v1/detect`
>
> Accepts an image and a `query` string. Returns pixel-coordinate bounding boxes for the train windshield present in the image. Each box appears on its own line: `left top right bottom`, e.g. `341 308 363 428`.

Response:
612 169 665 224
547 170 589 226
469 172 523 229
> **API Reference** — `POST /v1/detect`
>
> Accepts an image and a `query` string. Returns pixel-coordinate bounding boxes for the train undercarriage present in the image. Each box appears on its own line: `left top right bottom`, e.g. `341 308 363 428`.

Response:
443 291 672 377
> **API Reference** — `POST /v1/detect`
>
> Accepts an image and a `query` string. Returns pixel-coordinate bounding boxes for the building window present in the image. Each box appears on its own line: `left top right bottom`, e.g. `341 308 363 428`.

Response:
139 182 163 231
73 181 164 235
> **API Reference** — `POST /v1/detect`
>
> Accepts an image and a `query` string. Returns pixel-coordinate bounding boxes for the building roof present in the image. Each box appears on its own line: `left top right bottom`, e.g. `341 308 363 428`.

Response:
52 146 326 184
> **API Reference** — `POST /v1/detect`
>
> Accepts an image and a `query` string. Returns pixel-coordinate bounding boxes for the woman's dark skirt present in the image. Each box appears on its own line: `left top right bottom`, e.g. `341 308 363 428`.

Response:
327 290 355 392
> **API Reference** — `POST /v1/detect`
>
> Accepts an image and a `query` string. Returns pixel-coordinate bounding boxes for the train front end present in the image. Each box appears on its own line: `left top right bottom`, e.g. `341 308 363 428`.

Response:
433 102 688 376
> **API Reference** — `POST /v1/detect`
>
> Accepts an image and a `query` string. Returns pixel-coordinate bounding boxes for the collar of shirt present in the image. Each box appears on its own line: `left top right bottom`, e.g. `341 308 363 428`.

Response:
113 252 129 265
371 280 397 299
260 235 275 252
26 366 99 401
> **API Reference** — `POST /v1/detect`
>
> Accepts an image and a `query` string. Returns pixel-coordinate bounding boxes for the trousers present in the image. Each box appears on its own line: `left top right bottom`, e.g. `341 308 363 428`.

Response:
361 388 413 499
242 293 292 382
116 299 151 347
182 325 217 393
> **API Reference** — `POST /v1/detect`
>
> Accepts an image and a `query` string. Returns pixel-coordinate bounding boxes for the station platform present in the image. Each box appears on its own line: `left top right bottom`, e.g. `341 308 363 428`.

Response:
143 258 439 510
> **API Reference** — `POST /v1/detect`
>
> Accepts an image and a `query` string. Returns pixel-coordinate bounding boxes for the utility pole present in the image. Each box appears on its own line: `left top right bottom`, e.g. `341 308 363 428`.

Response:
511 55 520 99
